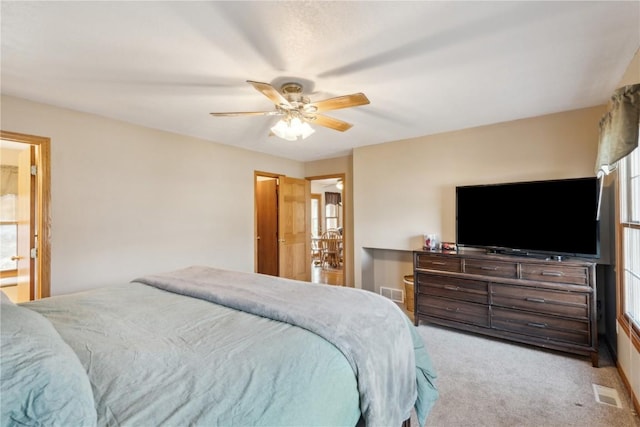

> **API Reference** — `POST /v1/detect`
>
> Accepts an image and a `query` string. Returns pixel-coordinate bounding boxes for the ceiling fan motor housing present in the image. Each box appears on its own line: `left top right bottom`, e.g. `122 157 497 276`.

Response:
280 83 317 115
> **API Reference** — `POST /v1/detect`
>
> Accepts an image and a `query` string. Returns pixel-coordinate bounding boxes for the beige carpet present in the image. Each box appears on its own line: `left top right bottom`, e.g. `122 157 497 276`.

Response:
414 324 639 427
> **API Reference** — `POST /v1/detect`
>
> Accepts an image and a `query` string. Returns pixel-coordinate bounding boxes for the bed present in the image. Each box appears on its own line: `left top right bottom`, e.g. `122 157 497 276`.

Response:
1 266 438 427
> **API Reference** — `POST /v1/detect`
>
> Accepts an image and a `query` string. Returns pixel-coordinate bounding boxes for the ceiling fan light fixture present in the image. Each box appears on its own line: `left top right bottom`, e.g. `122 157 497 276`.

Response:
211 80 368 137
271 115 315 141
297 120 316 139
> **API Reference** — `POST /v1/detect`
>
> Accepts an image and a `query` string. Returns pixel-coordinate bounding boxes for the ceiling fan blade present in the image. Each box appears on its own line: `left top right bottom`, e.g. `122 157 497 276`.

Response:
210 111 280 117
247 80 292 108
307 114 353 132
308 93 369 113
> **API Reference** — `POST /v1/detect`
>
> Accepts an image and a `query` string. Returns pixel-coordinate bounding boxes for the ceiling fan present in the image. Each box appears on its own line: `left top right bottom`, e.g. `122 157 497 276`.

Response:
210 80 370 140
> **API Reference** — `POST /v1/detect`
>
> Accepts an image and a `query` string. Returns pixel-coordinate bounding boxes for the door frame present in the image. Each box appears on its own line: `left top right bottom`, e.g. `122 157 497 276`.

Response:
306 173 347 287
1 130 51 299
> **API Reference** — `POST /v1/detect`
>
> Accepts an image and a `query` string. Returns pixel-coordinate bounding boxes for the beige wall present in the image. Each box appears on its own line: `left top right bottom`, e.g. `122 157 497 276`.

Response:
1 95 304 295
618 48 640 87
352 105 606 290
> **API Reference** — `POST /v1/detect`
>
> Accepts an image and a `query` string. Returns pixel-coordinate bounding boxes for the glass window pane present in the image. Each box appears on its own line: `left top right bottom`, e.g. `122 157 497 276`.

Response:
311 198 319 237
326 203 336 218
631 176 639 222
620 147 639 223
624 269 640 328
0 224 17 271
620 147 640 329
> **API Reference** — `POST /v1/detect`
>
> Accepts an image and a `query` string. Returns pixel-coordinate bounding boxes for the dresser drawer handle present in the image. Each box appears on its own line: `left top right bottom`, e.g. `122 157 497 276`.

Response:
525 297 546 304
480 266 499 271
541 271 563 277
527 322 548 328
445 307 460 312
431 261 447 265
444 285 460 291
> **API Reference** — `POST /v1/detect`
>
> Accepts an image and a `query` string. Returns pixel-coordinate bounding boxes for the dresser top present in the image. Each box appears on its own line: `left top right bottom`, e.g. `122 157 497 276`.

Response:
414 248 597 267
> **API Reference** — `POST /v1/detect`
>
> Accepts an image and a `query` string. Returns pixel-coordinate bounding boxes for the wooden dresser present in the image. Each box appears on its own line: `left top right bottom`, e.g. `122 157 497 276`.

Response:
413 249 598 366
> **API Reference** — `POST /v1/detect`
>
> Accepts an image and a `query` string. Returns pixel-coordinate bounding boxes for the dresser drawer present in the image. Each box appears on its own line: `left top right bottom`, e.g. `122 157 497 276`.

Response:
417 273 488 304
417 295 489 327
521 263 590 286
492 307 590 346
465 259 517 279
491 284 589 318
416 254 461 272
413 250 597 365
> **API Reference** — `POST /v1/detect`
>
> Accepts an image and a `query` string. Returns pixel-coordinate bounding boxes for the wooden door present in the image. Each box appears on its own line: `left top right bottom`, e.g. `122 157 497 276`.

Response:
278 176 310 281
16 146 35 301
256 178 278 276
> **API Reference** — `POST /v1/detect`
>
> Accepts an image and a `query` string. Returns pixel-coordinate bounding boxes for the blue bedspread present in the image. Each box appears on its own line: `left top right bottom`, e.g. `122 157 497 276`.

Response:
135 266 438 426
11 266 438 427
22 283 361 426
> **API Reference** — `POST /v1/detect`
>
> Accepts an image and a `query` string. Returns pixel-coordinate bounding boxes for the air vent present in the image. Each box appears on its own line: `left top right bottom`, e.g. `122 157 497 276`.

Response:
592 384 622 408
380 287 404 303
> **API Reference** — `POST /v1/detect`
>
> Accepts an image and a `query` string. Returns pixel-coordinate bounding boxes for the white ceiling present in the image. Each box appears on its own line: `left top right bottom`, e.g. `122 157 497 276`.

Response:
1 1 638 162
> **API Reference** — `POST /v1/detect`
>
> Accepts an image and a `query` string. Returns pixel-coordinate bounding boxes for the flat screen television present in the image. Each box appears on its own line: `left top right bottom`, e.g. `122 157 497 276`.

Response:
456 177 600 259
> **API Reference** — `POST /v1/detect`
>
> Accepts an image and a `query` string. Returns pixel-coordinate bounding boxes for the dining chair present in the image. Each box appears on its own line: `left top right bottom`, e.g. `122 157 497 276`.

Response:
311 238 322 266
320 230 342 269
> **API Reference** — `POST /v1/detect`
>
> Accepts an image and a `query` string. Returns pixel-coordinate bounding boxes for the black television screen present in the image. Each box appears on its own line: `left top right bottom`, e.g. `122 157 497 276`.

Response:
456 177 600 258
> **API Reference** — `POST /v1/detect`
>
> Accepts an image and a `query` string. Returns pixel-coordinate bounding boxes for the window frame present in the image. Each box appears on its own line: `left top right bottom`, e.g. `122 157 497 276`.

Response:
617 146 640 352
325 202 339 231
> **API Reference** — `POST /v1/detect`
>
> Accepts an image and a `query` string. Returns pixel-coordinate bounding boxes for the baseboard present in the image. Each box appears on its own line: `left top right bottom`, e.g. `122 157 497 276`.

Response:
616 361 640 417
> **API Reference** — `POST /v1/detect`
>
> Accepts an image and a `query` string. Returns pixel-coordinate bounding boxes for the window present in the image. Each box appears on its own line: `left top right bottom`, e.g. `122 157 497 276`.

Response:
619 146 640 343
326 203 338 230
0 192 18 273
311 194 321 237
324 191 341 232
0 223 18 271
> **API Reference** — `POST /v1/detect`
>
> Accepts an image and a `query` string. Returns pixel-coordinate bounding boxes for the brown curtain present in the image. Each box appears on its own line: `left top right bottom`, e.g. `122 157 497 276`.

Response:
325 192 342 206
595 83 640 175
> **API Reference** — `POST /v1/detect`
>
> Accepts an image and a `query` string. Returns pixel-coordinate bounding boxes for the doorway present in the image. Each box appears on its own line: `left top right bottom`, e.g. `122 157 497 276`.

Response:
307 174 346 287
0 131 51 302
255 174 279 276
